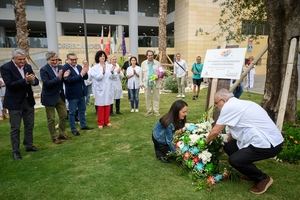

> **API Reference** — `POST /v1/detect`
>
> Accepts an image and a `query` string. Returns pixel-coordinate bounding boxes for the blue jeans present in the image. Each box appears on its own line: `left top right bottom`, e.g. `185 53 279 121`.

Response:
68 97 87 131
129 88 139 109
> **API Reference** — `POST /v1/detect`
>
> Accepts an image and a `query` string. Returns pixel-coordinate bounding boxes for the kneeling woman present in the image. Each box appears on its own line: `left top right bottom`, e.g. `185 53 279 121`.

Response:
152 100 188 162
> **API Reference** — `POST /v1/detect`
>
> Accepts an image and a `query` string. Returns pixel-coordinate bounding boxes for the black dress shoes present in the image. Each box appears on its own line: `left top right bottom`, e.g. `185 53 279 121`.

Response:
71 130 80 136
12 152 22 160
25 145 38 152
80 126 93 130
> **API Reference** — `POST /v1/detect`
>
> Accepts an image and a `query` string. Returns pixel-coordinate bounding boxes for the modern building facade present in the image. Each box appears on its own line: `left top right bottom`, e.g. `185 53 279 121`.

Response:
0 0 268 70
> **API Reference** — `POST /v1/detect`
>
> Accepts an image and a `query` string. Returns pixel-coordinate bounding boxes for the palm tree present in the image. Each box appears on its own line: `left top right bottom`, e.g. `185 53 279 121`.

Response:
14 0 29 55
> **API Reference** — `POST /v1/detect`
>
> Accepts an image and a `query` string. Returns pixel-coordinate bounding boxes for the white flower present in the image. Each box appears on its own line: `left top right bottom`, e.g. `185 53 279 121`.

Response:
189 134 201 145
220 134 229 143
198 150 212 164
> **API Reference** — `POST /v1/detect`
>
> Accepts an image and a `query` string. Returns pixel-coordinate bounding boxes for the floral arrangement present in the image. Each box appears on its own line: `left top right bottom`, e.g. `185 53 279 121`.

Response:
148 74 158 88
172 118 230 189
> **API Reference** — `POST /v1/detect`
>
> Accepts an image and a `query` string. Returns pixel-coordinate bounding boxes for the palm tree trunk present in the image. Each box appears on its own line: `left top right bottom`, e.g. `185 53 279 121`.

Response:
14 0 29 55
158 0 168 64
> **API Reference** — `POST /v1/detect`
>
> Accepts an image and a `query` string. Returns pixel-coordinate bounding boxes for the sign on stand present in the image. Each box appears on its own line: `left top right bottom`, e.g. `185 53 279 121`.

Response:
201 48 246 116
201 48 247 79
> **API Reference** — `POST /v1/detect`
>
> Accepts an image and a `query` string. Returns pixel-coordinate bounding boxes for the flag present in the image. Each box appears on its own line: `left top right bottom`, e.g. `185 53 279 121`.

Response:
111 28 117 54
100 26 104 50
105 26 111 55
121 31 126 56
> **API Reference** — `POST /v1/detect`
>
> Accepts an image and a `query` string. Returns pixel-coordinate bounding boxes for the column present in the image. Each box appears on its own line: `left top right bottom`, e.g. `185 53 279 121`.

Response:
128 0 138 57
0 27 5 47
43 0 58 53
56 22 63 36
117 25 123 44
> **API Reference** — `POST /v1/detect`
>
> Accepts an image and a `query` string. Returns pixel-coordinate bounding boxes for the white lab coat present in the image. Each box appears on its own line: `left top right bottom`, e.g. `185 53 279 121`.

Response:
89 63 114 106
109 63 124 100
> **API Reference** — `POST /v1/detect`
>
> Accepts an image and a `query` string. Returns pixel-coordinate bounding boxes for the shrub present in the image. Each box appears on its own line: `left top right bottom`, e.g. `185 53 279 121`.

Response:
164 76 178 93
277 123 300 163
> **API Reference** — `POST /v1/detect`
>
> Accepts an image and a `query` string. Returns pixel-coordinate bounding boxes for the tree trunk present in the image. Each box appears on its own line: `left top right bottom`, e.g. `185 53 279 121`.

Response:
262 0 299 122
158 0 168 64
14 0 29 55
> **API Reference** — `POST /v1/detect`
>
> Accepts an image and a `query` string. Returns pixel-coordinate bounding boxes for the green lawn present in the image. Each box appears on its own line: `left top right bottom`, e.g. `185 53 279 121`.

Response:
0 90 299 200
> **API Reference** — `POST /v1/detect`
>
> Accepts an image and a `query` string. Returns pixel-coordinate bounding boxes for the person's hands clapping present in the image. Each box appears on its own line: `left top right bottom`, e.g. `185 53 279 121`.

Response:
81 65 89 77
63 69 71 78
25 72 35 83
57 69 63 80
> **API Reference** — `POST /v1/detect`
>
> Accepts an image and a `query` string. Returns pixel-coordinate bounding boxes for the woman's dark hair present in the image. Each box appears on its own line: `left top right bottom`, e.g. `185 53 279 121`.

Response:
160 100 188 130
94 50 107 64
129 56 139 66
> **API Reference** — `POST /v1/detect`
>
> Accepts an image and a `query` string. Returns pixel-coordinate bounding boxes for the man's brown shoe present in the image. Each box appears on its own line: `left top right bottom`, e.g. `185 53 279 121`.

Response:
58 135 70 140
250 176 273 195
53 138 63 144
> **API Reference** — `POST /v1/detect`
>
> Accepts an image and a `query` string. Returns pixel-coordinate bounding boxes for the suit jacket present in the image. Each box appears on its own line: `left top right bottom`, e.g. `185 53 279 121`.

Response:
63 63 88 100
0 60 39 110
40 64 65 106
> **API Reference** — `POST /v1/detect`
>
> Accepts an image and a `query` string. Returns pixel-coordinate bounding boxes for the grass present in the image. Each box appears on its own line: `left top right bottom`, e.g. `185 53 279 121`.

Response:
0 90 299 200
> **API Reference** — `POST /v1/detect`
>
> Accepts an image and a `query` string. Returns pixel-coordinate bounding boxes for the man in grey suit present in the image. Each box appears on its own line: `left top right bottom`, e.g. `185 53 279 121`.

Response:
0 49 39 160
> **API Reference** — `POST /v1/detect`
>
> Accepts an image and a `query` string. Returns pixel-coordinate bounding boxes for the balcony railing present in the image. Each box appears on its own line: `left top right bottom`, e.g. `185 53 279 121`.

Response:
0 36 174 48
1 37 48 48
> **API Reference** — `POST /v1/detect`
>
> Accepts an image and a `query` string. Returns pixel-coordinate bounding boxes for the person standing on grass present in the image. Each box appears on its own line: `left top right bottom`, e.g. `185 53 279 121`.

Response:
89 50 113 129
191 56 203 100
0 48 39 160
126 56 141 113
109 55 124 115
63 53 93 136
174 53 188 98
40 51 69 144
83 60 93 106
152 100 188 163
206 89 284 195
140 50 162 117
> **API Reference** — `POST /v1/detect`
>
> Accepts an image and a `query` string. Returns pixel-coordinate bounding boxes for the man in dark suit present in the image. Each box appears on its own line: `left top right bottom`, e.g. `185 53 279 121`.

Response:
0 48 39 160
63 53 92 136
40 51 69 144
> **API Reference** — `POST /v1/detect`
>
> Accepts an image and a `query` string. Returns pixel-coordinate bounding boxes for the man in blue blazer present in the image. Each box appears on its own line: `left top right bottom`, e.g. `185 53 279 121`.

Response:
63 53 92 135
40 51 69 144
0 48 39 160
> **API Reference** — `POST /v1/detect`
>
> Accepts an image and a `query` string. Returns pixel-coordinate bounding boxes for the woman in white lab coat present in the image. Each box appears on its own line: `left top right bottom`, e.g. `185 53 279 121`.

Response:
89 50 113 129
109 55 124 114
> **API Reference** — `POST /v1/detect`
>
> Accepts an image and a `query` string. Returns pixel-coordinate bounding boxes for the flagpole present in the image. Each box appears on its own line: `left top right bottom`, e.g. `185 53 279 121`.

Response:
82 0 89 62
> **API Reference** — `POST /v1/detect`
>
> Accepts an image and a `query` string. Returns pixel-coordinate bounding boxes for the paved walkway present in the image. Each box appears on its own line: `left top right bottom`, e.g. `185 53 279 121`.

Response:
249 74 300 100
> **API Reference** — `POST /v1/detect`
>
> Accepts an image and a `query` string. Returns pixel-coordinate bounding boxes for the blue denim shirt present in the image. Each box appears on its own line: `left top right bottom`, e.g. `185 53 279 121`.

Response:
152 122 176 152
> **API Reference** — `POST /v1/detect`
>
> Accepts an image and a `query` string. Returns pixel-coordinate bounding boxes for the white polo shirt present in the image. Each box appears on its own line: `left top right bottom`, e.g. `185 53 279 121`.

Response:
217 97 284 149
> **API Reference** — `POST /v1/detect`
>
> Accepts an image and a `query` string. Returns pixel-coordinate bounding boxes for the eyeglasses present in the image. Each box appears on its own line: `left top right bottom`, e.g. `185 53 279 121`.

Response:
214 99 224 106
69 58 78 61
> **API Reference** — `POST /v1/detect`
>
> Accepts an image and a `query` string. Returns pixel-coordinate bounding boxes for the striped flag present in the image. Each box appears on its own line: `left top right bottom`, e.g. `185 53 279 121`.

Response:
121 31 126 56
100 26 104 50
105 26 111 55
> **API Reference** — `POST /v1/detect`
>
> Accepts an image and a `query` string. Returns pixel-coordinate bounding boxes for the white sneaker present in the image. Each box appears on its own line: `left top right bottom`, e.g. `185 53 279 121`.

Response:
130 109 134 113
182 94 185 98
176 94 181 98
135 109 139 112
